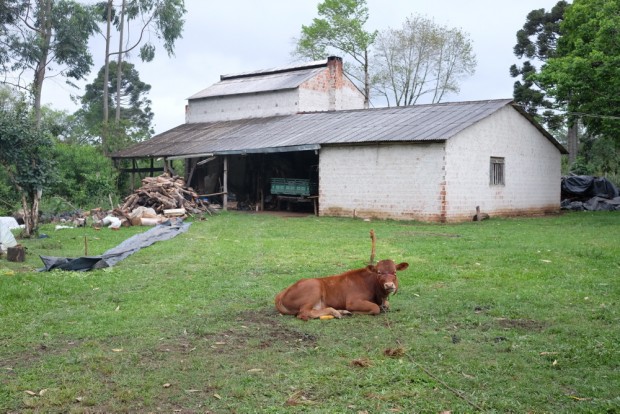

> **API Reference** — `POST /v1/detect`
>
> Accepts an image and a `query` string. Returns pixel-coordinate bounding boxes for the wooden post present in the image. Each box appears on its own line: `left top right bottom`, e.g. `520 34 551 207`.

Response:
187 159 197 189
369 229 376 265
222 156 228 211
131 158 136 191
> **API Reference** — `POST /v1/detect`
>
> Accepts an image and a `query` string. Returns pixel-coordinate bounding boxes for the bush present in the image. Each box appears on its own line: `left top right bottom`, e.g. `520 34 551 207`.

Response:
50 142 119 208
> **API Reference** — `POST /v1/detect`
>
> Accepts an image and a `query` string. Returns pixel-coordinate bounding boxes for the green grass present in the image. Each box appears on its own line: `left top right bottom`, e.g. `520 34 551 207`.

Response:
1 211 619 413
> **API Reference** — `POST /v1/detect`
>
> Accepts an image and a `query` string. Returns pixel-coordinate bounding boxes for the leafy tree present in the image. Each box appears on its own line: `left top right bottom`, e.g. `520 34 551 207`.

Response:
535 0 620 174
537 0 620 139
372 14 476 106
294 0 376 107
78 60 154 154
0 0 99 126
0 92 56 236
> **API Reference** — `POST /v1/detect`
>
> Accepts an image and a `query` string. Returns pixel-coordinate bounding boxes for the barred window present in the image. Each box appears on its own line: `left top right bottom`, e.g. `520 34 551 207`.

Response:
490 157 505 185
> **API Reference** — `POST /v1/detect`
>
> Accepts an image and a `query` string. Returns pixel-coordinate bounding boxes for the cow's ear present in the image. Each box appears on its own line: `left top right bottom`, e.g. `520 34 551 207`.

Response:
396 262 409 271
367 264 377 272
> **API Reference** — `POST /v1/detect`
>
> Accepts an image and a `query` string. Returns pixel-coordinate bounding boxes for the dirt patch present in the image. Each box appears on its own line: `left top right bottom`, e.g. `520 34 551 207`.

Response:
496 318 546 331
197 308 318 353
398 231 461 238
0 338 83 371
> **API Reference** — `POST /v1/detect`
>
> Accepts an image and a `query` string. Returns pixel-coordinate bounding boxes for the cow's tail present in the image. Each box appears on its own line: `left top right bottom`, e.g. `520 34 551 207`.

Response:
274 289 293 315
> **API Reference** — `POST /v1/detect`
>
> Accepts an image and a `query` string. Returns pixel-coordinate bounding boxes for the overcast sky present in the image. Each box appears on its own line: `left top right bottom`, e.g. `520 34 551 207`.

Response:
41 0 562 135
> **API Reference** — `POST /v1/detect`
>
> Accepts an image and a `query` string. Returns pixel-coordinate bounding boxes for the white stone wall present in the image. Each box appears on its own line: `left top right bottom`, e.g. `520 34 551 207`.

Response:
444 105 562 221
319 143 446 221
186 90 300 123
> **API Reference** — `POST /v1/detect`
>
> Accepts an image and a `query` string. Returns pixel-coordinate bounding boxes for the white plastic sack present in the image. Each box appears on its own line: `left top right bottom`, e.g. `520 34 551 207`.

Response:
102 215 122 229
0 217 20 230
0 223 18 252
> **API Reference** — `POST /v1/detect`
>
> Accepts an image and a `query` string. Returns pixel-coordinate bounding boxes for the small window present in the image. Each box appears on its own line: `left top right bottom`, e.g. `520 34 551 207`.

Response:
490 157 505 185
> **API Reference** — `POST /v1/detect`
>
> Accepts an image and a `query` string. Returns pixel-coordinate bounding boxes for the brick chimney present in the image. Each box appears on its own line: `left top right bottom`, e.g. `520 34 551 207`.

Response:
327 56 343 111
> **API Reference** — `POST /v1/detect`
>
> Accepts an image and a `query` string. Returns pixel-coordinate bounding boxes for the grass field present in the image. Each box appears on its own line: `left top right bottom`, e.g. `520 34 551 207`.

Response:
0 211 619 413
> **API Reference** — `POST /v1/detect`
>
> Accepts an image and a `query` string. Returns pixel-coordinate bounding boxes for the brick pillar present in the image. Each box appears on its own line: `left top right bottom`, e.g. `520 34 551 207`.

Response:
327 56 343 111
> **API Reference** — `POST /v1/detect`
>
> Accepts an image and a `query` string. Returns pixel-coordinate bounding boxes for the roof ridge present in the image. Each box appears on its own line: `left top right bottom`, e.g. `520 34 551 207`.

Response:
220 59 329 81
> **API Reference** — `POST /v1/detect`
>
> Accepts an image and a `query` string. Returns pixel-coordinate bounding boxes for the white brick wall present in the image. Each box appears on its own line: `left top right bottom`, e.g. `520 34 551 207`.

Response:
444 105 562 221
319 143 446 221
318 106 562 222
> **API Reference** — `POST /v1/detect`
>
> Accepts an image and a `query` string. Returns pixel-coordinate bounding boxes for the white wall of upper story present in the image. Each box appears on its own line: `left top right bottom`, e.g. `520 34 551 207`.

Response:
185 65 365 123
185 89 300 123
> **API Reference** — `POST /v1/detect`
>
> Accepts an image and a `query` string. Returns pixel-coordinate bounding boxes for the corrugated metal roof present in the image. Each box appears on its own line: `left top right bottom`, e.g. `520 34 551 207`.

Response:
187 60 328 100
112 99 568 159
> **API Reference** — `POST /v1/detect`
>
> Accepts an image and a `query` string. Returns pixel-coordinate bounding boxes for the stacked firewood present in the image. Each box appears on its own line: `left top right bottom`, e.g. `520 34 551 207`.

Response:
120 174 213 215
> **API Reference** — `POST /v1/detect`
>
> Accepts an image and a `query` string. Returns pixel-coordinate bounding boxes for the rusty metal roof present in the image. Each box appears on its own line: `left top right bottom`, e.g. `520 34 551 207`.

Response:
112 99 568 159
187 60 329 100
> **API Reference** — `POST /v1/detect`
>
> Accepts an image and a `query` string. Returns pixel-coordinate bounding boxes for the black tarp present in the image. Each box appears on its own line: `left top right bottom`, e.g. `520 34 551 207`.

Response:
39 219 191 271
561 175 620 211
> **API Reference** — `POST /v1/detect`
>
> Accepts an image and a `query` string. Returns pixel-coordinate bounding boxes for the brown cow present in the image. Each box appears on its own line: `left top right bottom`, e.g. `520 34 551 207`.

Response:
274 259 409 320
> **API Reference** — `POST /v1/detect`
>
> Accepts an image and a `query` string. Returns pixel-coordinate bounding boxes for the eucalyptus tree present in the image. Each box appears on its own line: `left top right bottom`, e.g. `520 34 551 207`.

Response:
0 0 99 126
372 14 476 106
95 0 185 153
294 0 377 107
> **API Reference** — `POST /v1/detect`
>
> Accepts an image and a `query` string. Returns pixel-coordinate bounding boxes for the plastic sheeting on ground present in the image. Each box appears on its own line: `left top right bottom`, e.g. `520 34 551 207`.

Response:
561 175 620 211
38 219 191 272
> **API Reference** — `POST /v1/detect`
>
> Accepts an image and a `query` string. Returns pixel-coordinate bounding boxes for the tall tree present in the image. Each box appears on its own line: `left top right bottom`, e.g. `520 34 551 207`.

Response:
95 0 186 153
0 0 99 126
537 0 620 140
0 91 56 237
372 14 476 106
510 2 574 159
294 0 376 107
78 61 154 153
536 0 620 174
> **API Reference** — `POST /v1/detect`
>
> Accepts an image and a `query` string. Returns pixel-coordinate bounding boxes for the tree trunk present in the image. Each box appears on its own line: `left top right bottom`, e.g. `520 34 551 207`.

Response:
567 118 579 166
102 0 112 155
363 49 370 108
20 193 32 236
115 0 126 122
32 188 41 232
19 188 42 238
32 0 53 128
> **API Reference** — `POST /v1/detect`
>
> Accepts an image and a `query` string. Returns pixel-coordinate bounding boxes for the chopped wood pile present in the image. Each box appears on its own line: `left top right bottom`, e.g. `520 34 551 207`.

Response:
121 174 214 215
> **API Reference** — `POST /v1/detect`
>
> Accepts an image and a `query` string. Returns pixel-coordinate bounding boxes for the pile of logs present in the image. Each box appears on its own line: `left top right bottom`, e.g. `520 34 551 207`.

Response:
120 174 214 215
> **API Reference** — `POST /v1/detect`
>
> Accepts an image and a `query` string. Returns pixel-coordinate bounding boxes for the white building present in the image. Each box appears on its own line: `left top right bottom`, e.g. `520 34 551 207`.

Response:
113 57 567 222
185 56 364 123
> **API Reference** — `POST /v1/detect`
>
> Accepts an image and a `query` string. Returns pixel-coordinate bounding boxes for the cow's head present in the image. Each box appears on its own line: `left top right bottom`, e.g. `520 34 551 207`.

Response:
368 259 409 294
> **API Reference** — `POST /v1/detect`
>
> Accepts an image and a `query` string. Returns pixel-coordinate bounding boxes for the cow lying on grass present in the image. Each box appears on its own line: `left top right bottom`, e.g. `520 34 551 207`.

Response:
275 259 409 320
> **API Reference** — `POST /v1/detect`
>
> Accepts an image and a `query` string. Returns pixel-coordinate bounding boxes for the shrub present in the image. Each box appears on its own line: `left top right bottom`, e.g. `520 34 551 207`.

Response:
50 142 118 208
